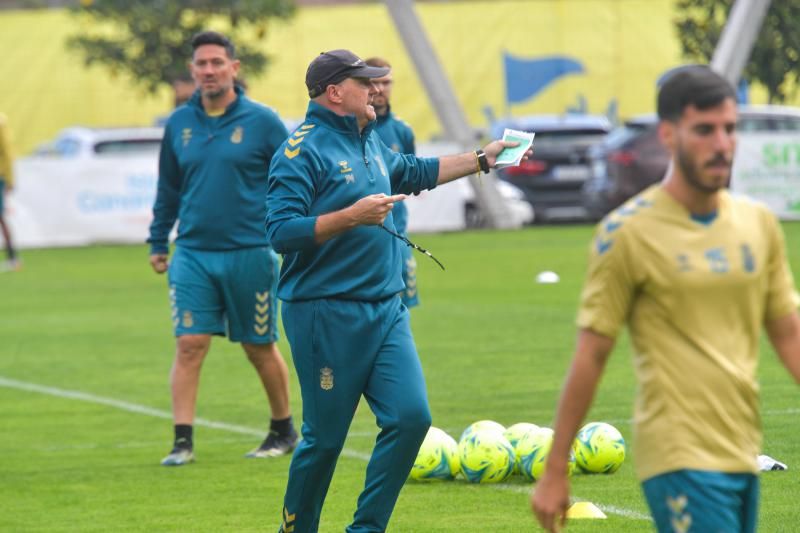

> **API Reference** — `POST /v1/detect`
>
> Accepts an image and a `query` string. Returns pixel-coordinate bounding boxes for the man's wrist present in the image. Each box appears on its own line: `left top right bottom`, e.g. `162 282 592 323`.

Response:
475 149 490 174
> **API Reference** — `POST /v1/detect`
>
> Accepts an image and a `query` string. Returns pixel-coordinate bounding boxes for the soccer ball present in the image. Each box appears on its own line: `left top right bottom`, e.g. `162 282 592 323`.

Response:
459 420 506 442
458 429 515 483
504 423 539 474
516 427 553 481
409 427 460 481
517 427 577 481
572 421 626 474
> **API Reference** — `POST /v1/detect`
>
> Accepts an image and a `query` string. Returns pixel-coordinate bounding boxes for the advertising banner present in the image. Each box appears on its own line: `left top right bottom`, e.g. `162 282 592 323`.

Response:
8 155 158 248
732 133 800 220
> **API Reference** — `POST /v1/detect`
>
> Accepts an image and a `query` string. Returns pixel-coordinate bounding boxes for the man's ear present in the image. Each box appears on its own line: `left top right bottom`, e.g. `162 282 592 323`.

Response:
658 120 675 152
326 84 342 104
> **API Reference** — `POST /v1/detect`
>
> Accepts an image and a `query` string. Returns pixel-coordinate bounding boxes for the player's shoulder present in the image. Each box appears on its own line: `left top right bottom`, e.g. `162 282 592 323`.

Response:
599 187 659 233
391 113 414 133
242 97 284 122
591 187 659 256
274 121 323 167
162 105 197 132
725 189 770 214
725 190 779 229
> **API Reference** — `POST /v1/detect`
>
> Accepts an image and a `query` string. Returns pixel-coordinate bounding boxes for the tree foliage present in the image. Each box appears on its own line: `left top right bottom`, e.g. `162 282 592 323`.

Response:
675 0 800 103
67 0 296 93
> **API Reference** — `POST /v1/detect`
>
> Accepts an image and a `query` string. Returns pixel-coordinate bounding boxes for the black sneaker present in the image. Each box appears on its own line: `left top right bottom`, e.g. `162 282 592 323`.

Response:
245 429 299 458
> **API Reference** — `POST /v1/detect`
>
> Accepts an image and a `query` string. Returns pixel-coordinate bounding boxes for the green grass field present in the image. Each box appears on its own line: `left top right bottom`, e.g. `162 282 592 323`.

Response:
1 223 798 532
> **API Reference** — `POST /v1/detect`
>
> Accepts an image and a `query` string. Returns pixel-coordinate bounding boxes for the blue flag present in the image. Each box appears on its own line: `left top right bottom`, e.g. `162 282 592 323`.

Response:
503 51 585 104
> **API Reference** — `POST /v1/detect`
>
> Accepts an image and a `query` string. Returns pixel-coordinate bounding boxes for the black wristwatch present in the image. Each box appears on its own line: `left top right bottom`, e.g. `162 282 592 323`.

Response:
475 149 490 174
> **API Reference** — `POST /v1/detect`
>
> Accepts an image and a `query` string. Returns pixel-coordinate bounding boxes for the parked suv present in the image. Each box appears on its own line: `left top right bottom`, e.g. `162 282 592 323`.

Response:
582 105 800 220
491 114 611 222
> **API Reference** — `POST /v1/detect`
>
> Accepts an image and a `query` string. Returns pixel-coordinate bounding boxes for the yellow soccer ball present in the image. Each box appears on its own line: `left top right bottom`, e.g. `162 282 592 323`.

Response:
458 429 515 483
504 422 540 475
409 426 460 481
572 421 626 474
459 420 506 442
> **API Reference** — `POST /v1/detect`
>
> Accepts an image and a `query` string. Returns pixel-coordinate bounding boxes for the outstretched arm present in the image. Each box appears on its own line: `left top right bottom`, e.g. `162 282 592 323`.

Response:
436 140 531 185
531 328 615 533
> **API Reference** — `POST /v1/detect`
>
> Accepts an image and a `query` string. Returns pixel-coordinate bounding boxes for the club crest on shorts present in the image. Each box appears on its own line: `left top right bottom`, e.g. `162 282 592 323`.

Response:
320 367 334 390
182 310 194 328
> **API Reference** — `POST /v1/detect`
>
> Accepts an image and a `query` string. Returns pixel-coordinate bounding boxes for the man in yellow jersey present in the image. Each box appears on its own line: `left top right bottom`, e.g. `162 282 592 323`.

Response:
532 66 800 532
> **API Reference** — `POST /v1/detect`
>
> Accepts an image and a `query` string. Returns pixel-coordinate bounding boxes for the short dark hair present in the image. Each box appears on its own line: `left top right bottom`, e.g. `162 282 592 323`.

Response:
191 31 235 59
657 65 736 122
365 57 391 69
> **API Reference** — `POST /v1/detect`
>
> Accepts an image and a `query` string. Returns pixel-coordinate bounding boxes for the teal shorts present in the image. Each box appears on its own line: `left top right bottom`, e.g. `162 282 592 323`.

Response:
167 246 280 343
642 469 759 533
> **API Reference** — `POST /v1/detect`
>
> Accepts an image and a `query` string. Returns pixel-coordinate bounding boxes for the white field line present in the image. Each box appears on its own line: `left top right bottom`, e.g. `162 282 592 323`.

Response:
0 375 371 462
2 375 654 520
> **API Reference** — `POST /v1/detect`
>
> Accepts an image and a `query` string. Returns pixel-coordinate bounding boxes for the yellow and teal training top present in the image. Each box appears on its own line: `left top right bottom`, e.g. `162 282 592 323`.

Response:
578 185 799 481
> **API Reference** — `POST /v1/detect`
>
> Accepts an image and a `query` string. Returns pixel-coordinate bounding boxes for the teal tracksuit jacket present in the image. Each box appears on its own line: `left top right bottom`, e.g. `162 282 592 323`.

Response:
149 86 288 253
266 101 440 533
266 101 438 301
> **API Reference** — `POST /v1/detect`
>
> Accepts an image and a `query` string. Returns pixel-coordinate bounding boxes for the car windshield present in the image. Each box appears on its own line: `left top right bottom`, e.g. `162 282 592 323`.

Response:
609 122 650 145
94 139 162 155
532 129 608 150
738 115 800 132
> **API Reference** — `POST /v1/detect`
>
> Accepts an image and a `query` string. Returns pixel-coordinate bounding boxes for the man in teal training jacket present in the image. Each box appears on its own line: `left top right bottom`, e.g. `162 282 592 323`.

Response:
266 49 529 533
148 31 297 466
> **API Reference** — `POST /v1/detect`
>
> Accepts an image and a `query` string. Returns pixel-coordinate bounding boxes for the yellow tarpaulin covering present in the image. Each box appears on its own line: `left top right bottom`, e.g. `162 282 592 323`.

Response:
0 1 777 155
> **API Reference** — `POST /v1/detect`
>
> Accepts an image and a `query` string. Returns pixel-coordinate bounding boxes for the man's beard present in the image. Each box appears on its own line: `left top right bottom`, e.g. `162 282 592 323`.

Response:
677 145 731 194
202 84 228 100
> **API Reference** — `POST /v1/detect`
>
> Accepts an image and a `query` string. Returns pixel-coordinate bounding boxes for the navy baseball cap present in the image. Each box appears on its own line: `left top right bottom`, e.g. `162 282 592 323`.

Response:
306 49 390 98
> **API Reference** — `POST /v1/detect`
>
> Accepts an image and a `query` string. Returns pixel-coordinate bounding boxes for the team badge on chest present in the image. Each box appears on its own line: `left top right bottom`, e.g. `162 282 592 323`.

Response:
231 126 243 144
339 160 355 184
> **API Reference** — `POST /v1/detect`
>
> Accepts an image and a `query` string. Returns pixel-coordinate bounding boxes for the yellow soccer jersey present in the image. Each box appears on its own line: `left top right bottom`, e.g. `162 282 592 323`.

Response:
578 185 799 481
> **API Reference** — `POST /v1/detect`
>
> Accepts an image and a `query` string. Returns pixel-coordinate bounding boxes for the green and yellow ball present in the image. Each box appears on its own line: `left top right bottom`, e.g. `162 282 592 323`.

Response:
504 422 539 474
409 426 460 481
459 420 506 442
458 429 515 483
572 421 626 474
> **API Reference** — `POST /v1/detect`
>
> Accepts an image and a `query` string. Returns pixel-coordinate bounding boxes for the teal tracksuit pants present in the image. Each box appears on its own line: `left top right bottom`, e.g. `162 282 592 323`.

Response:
279 296 431 533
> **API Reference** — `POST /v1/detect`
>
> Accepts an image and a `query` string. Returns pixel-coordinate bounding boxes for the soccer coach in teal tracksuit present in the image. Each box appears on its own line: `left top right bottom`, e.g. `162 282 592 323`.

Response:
266 49 528 533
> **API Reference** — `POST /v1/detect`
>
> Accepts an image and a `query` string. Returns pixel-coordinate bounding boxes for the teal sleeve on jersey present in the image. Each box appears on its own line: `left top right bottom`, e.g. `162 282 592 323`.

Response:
382 143 439 196
148 121 182 254
265 146 320 254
